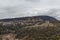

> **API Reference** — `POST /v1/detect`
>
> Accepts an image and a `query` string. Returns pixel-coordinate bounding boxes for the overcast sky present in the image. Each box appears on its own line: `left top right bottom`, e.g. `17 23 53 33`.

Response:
0 0 60 20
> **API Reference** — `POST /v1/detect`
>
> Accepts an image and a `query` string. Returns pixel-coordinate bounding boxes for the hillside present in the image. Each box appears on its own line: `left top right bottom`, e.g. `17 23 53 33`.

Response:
0 15 58 22
0 16 60 40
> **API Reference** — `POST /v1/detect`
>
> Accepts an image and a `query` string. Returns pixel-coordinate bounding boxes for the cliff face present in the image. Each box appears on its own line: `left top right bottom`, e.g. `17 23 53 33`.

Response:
0 16 60 40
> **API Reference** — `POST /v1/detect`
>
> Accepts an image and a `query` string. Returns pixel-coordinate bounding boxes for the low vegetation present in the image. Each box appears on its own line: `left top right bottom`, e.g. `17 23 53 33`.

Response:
0 17 60 40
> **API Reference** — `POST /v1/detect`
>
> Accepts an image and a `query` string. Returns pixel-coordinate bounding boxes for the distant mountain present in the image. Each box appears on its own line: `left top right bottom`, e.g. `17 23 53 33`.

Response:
34 16 58 21
0 15 58 22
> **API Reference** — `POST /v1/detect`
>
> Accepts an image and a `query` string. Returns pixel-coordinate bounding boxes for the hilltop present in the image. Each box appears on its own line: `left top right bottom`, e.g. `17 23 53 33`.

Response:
0 15 58 22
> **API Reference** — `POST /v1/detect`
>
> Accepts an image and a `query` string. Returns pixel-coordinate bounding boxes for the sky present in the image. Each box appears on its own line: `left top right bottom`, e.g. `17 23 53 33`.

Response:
0 0 60 20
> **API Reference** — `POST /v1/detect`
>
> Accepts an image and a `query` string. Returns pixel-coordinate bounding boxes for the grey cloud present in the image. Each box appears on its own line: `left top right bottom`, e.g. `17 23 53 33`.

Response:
26 0 40 2
0 0 60 20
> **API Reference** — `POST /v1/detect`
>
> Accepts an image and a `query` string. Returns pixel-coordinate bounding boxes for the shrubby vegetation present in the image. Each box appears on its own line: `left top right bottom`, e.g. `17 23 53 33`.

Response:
0 17 60 40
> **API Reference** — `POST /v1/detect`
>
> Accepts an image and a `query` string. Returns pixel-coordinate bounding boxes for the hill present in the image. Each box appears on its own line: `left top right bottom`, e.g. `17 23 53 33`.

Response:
0 16 60 40
0 15 58 22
